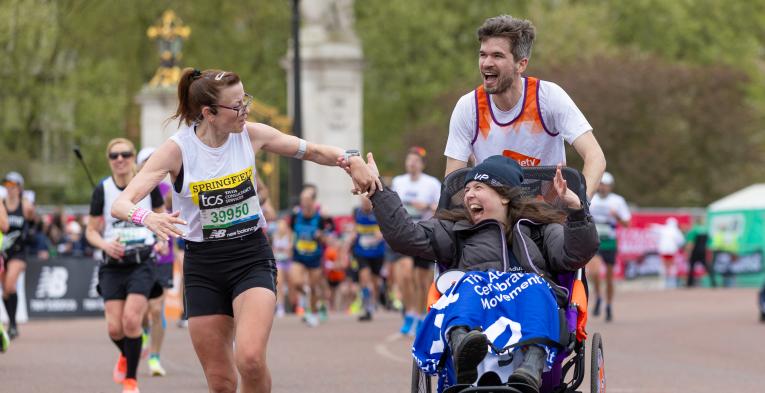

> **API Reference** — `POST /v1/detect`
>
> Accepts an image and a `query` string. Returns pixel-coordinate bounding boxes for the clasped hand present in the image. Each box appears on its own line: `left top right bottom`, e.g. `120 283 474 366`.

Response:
337 152 382 196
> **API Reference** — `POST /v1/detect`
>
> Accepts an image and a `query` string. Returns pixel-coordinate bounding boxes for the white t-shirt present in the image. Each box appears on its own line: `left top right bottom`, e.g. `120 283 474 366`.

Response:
444 78 592 165
590 192 631 239
391 173 442 222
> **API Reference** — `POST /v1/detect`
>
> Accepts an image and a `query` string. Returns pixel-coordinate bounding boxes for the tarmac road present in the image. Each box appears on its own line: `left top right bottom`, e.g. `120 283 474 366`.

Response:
1 287 763 393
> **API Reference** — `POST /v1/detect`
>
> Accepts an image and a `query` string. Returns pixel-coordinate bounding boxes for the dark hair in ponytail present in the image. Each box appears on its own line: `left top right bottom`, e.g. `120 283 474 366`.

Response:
170 67 242 126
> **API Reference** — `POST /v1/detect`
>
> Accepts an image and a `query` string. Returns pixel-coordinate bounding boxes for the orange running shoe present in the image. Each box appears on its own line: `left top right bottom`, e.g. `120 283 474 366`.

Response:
122 378 140 393
113 355 127 384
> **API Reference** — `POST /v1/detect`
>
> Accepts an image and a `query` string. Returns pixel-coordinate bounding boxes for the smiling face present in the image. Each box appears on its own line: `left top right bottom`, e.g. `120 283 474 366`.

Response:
479 37 526 94
463 181 510 225
107 142 136 177
212 82 249 133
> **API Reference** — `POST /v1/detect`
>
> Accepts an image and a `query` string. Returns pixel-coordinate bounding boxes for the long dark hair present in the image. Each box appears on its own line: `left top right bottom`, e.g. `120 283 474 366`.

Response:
436 184 566 242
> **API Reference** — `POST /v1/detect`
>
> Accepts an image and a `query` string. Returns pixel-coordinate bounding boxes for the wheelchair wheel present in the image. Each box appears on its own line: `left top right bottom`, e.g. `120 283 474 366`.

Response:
590 333 606 393
411 359 433 393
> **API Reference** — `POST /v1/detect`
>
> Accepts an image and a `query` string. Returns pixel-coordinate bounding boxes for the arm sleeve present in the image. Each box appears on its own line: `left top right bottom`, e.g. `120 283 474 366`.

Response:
444 93 476 162
542 208 600 272
150 187 164 209
369 185 451 264
540 81 592 144
89 183 105 217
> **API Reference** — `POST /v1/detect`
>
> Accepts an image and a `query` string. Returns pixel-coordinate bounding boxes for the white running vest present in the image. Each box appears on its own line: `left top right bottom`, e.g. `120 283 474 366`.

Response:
101 177 156 249
170 123 265 242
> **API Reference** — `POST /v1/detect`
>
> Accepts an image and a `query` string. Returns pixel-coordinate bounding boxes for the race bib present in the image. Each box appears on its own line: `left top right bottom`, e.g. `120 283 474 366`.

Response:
190 167 261 241
111 223 154 248
296 239 318 253
595 223 616 239
359 233 380 249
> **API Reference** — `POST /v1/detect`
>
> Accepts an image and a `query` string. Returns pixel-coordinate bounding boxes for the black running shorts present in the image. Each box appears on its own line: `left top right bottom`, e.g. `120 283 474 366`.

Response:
183 229 277 318
597 249 617 266
98 260 163 301
155 263 174 289
355 255 384 277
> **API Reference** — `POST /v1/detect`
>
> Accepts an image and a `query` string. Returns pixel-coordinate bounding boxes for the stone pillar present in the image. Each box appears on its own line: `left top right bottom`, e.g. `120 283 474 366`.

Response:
284 0 364 216
135 85 178 150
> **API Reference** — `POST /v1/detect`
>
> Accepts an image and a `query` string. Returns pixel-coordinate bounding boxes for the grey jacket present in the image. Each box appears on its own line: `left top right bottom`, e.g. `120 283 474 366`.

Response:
370 186 599 277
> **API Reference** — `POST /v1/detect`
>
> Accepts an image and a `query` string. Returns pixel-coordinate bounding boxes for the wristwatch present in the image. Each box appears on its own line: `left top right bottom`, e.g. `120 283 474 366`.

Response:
344 149 361 163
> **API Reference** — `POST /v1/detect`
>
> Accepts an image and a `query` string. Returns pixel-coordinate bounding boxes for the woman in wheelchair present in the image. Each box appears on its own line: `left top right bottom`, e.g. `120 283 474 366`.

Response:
357 154 598 391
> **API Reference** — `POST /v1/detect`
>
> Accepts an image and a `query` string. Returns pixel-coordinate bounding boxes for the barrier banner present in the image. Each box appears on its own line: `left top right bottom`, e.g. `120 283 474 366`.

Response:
24 256 104 318
616 212 693 279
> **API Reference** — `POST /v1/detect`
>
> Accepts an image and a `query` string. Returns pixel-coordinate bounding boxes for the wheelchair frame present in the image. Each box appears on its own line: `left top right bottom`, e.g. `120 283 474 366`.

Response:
411 166 606 393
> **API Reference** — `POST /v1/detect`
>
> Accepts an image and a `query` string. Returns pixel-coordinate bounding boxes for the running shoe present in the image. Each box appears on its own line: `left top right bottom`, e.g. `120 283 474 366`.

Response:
7 325 18 340
140 331 150 359
122 378 140 393
318 304 328 322
148 356 166 377
0 326 9 353
399 314 415 335
605 305 613 322
113 355 127 384
592 297 602 317
176 319 188 328
303 312 319 327
357 311 372 322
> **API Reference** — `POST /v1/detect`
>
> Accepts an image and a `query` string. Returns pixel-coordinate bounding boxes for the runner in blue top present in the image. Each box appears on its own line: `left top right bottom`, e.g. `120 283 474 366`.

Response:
349 196 386 321
288 184 335 326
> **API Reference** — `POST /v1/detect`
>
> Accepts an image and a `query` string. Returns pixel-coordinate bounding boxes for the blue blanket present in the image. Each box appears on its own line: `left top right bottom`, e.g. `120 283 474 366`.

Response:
412 271 561 389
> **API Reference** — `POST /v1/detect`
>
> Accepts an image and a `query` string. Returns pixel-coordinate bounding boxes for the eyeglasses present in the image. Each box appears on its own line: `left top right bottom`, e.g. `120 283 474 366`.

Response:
108 151 134 160
214 93 253 117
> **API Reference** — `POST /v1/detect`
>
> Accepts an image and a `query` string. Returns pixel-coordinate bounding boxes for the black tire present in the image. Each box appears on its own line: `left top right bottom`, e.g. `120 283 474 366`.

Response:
411 359 433 393
590 332 606 393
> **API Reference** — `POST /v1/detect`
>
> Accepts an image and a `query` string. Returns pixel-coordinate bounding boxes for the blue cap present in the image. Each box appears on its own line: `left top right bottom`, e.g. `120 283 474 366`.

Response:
464 155 523 188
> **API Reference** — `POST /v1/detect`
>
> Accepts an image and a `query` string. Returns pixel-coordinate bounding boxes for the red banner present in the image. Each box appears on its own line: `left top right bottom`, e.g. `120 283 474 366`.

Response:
615 212 693 279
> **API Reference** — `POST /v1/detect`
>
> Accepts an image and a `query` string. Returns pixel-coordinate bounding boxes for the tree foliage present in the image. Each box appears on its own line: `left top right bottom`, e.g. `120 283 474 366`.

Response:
0 0 762 207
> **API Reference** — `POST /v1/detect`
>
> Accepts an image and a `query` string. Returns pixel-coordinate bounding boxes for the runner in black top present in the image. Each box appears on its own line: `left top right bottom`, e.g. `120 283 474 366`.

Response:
1 171 35 340
85 138 166 393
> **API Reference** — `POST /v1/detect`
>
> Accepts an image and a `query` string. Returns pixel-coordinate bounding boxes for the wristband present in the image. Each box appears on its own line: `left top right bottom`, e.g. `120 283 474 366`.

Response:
344 149 361 163
130 207 151 226
293 139 307 159
127 205 139 220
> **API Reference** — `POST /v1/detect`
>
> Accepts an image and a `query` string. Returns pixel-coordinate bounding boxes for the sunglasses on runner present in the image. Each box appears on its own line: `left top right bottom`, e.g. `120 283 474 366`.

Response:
108 151 134 160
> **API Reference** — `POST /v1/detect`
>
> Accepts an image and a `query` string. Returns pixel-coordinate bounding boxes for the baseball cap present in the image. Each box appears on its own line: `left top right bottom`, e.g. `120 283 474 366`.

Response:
464 155 524 189
4 171 24 187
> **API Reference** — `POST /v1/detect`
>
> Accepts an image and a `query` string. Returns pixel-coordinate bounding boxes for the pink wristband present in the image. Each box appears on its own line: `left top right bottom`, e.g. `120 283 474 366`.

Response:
130 207 150 226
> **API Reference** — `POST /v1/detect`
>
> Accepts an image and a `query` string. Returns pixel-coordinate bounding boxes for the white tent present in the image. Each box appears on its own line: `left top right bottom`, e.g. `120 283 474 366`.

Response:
708 184 765 212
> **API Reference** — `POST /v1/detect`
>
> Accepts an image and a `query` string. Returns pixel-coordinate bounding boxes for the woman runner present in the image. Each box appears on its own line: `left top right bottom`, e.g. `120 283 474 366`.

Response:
111 68 378 393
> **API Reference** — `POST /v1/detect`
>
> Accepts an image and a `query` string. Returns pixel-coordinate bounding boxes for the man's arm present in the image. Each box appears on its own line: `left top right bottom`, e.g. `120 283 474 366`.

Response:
571 131 606 199
444 157 468 177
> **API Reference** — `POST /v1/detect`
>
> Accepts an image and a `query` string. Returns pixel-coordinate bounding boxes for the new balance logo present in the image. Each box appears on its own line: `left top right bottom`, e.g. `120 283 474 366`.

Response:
209 229 227 239
35 267 69 298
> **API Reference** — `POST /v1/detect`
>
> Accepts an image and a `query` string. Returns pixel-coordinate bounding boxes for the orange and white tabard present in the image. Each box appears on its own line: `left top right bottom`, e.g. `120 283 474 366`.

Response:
472 77 564 167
